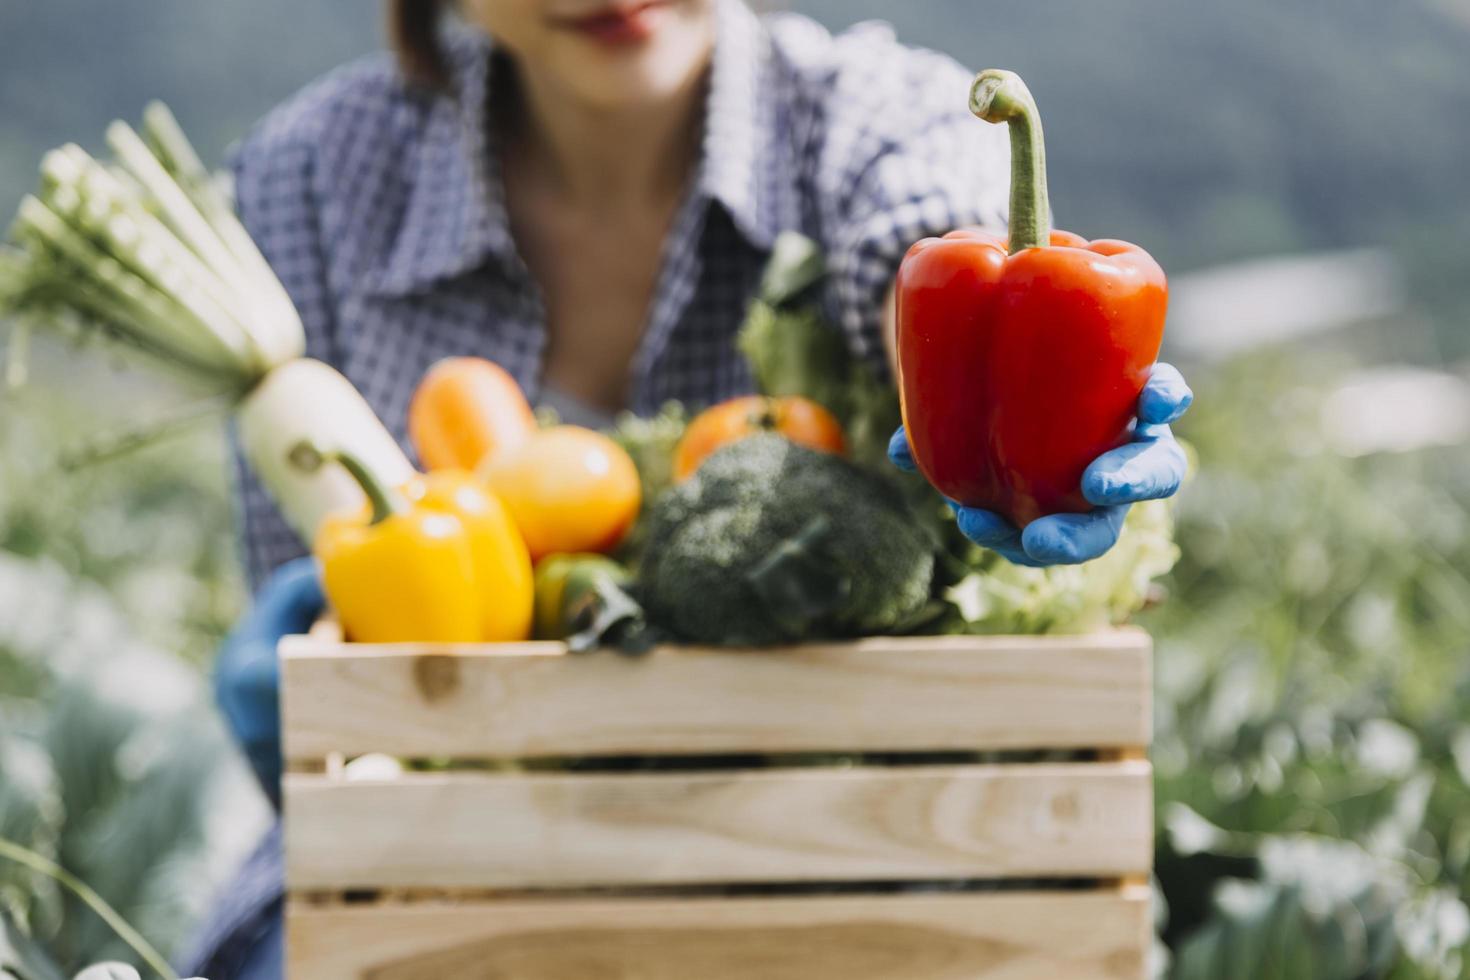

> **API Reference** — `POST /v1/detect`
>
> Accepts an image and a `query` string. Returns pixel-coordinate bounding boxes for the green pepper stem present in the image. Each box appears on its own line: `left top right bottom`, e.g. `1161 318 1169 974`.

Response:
970 69 1052 254
289 440 406 526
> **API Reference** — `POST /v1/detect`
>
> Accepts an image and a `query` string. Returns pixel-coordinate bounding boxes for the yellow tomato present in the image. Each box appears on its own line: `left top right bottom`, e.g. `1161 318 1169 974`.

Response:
480 426 641 560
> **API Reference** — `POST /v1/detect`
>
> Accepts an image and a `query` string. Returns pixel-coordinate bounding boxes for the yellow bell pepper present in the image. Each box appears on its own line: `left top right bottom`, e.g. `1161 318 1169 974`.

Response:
292 445 533 644
408 470 534 642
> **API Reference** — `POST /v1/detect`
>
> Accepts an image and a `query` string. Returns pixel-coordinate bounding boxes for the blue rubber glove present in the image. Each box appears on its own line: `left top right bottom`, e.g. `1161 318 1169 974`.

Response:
215 556 324 809
890 362 1192 567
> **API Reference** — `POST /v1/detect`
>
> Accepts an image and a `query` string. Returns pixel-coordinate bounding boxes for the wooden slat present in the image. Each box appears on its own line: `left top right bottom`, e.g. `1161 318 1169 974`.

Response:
280 630 1151 760
284 762 1151 889
287 887 1150 980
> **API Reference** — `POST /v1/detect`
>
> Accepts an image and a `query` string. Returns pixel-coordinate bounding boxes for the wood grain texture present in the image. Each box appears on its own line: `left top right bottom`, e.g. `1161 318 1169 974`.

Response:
280 630 1151 760
287 887 1150 980
284 762 1151 889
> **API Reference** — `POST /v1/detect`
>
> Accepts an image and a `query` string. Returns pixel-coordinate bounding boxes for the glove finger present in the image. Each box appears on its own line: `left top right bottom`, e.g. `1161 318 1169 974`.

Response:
888 425 918 472
949 501 1023 549
1082 427 1187 506
1021 504 1131 565
253 556 327 637
1140 362 1193 425
950 503 1048 566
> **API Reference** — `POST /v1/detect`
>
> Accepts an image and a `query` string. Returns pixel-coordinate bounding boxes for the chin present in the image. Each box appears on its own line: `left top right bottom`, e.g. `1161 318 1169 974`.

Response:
553 8 714 109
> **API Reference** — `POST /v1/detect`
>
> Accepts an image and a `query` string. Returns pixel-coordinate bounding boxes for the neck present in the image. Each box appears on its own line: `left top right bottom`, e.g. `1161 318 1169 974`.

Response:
506 60 708 213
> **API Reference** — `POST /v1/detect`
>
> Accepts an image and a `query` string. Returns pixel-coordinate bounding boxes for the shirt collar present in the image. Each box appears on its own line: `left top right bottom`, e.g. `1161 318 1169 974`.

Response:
698 0 794 250
370 0 792 298
369 32 517 297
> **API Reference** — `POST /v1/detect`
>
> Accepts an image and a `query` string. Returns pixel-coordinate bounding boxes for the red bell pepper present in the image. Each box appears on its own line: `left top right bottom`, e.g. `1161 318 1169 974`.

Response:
896 69 1167 528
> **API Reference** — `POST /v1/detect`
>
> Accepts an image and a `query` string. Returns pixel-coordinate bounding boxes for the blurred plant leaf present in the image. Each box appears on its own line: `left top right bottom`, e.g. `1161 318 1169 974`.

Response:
1 909 68 980
0 544 265 973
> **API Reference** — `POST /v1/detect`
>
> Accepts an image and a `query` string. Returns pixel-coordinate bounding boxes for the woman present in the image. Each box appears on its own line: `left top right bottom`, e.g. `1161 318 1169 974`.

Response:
187 0 1191 974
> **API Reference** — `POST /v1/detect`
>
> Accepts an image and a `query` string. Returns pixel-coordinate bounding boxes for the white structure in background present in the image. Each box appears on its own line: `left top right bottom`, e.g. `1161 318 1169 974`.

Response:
1321 368 1470 457
1167 248 1404 361
1169 248 1470 456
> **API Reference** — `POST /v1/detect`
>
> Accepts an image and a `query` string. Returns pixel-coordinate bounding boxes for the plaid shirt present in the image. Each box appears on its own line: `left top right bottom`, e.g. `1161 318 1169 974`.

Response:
231 0 1008 586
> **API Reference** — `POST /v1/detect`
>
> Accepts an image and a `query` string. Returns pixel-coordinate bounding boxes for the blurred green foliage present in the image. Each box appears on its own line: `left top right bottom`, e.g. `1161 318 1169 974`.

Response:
1145 349 1470 977
0 389 263 976
0 389 242 665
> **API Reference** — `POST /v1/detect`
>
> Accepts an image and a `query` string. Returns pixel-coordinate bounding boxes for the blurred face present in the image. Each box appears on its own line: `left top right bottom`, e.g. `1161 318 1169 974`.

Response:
462 0 717 109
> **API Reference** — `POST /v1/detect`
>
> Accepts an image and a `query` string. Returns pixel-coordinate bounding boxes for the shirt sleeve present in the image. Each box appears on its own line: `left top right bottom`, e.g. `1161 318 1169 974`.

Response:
228 117 338 591
813 28 1011 378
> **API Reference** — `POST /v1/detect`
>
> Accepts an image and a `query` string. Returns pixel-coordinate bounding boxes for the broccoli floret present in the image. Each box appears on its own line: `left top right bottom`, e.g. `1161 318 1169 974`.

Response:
636 434 936 645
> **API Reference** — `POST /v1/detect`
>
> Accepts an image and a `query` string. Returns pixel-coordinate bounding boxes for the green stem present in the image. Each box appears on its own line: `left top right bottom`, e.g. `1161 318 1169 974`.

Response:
749 397 781 431
0 836 178 980
970 69 1052 253
289 441 406 525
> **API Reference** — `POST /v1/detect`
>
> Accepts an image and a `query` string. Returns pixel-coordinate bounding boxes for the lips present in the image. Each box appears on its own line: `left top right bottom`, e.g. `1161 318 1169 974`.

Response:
554 0 670 45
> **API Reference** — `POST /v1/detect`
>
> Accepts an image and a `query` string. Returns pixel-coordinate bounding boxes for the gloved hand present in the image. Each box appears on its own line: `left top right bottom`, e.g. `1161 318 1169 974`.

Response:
890 362 1192 567
215 556 324 809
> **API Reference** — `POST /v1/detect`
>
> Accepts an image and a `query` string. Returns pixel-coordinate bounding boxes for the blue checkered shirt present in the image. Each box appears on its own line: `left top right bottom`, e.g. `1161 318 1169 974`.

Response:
231 0 1008 586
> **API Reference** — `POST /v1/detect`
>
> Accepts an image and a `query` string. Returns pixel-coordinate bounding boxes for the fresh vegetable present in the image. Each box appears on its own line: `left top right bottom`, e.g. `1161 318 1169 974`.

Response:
606 402 688 563
294 446 479 643
945 497 1179 634
481 426 642 561
237 359 418 543
636 434 936 646
407 470 534 642
895 69 1167 527
734 233 945 547
735 231 1181 636
673 395 845 482
736 232 901 471
403 355 674 564
534 553 650 652
609 401 688 509
409 356 537 471
0 104 413 544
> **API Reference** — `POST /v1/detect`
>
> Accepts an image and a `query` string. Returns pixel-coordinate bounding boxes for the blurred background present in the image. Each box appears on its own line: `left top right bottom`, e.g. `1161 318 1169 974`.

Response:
1 1 1468 977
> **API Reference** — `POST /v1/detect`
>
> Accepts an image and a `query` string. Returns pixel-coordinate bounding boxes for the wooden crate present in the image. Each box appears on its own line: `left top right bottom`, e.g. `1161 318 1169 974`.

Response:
280 624 1153 979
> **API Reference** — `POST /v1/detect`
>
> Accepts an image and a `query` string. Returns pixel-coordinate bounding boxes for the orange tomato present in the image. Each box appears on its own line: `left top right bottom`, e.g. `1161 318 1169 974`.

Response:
409 357 537 472
673 395 847 482
480 426 642 560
